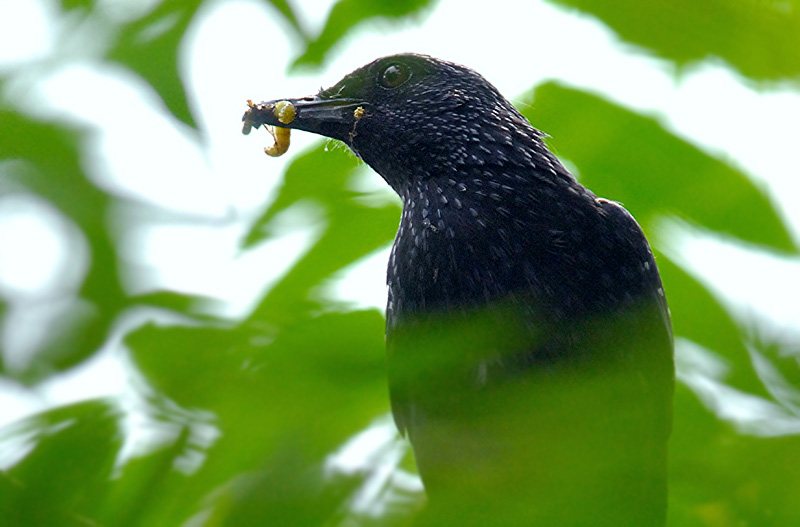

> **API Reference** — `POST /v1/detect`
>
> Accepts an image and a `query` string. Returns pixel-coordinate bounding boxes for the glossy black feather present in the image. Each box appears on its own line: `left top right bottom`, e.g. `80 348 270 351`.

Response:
246 53 674 526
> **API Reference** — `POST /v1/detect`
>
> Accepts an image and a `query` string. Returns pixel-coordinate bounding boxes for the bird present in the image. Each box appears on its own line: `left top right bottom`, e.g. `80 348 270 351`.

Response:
243 54 674 526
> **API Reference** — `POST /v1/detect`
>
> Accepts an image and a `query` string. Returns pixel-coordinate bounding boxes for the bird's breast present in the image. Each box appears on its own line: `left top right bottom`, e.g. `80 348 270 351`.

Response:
386 176 663 333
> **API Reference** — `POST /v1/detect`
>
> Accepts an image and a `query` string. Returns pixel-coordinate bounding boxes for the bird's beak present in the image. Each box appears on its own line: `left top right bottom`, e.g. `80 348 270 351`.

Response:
242 95 366 144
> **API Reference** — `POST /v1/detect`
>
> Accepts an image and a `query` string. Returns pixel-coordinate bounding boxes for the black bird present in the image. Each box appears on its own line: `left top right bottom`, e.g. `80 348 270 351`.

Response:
244 54 674 526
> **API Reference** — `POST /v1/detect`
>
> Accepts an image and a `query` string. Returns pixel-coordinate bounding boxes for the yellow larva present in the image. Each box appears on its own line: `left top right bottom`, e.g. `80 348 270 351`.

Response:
265 127 291 157
274 100 295 124
265 101 295 157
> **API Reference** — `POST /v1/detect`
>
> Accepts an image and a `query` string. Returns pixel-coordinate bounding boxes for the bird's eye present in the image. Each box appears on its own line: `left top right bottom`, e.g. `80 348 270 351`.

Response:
379 63 410 89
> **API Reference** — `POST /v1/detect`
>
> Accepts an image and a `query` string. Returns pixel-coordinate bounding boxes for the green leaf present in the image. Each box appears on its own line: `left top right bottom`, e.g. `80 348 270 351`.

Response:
108 0 204 128
0 401 121 526
212 454 365 527
98 426 195 527
657 253 770 399
520 82 797 253
123 309 389 524
291 0 438 69
255 0 308 40
0 109 124 381
127 311 387 420
59 0 94 10
133 289 226 320
244 142 400 319
547 0 800 82
670 384 800 526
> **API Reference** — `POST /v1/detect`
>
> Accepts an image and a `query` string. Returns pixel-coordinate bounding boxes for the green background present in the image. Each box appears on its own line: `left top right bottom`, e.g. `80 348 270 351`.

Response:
1 0 799 525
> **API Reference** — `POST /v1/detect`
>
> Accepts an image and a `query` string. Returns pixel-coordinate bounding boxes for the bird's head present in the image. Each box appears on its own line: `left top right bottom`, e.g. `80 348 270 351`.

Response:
244 54 555 195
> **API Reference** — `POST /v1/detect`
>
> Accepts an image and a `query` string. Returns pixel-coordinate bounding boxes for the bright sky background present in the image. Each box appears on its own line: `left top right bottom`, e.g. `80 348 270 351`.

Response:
1 0 799 432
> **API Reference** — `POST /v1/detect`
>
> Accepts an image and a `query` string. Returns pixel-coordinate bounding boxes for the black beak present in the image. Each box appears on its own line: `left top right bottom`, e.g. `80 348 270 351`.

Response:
242 95 366 144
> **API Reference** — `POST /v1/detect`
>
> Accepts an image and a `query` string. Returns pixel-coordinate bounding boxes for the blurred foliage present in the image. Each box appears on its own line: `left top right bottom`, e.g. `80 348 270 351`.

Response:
547 0 800 82
1 1 799 526
523 83 796 252
243 147 401 320
290 0 439 69
0 111 123 381
108 0 206 128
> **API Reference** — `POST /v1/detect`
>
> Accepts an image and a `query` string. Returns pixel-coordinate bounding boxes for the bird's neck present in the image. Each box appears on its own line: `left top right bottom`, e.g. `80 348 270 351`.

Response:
386 160 587 322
